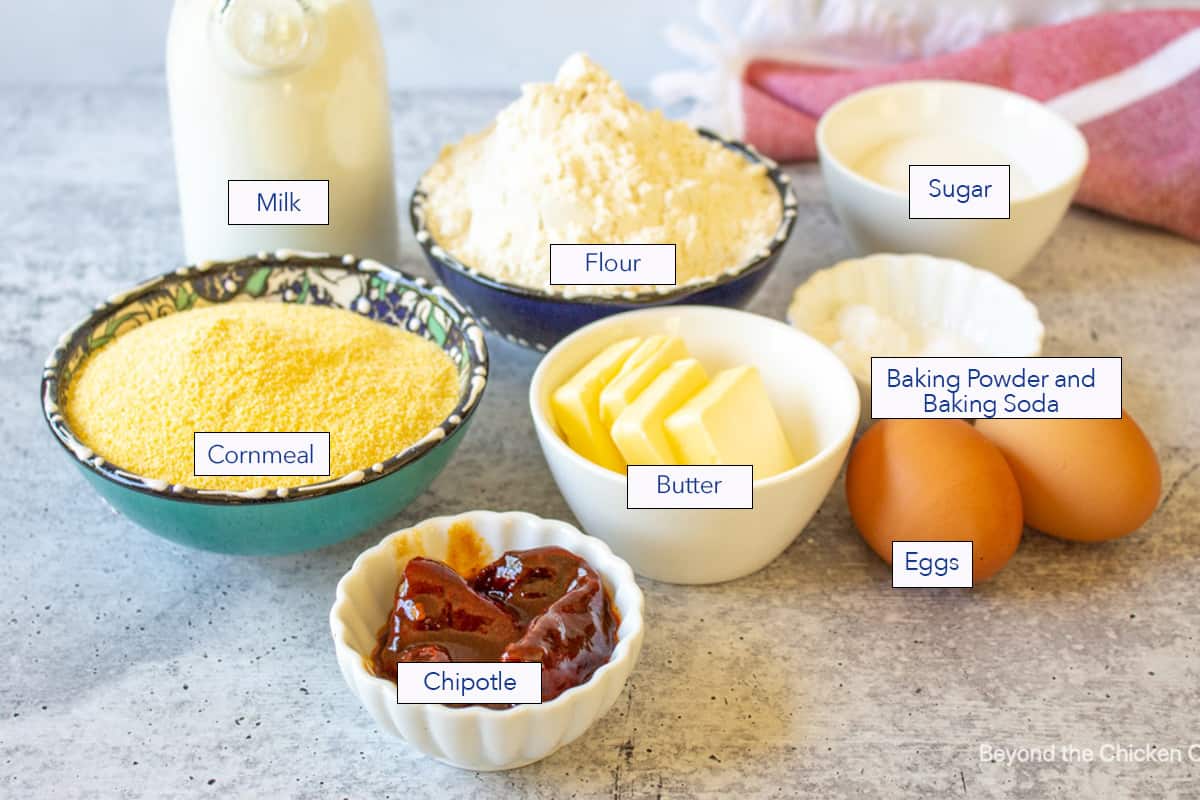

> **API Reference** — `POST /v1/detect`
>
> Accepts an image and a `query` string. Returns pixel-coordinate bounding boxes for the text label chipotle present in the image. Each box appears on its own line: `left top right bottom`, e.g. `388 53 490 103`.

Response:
393 662 542 704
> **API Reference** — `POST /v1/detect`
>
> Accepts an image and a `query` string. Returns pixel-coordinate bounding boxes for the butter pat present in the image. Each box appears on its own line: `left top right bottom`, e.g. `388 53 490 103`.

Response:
611 358 709 465
665 365 796 478
551 338 640 472
599 335 689 428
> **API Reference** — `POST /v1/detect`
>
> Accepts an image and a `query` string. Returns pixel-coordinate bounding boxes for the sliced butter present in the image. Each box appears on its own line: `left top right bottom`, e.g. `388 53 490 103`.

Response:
664 365 797 478
599 335 689 428
611 358 709 465
551 337 640 472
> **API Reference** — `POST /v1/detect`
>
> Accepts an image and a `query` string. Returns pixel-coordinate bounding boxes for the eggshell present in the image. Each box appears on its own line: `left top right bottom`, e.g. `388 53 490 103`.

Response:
975 411 1160 542
845 419 1023 582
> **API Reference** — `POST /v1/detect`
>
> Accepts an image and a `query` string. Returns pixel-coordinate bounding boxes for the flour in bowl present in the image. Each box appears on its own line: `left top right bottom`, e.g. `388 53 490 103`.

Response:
419 54 783 298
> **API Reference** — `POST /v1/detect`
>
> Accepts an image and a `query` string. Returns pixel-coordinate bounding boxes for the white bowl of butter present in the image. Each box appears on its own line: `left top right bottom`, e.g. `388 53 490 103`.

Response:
816 80 1088 278
529 305 859 584
787 253 1045 425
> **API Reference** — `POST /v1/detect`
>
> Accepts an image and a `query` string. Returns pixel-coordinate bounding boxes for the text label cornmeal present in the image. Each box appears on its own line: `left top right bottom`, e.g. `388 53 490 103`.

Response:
193 432 331 477
65 303 459 491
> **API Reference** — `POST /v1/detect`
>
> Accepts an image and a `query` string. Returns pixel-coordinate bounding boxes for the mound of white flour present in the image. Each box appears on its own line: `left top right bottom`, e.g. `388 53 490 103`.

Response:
420 54 782 298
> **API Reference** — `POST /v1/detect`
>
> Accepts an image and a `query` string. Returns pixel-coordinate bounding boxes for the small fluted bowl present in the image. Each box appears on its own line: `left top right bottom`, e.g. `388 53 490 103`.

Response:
41 251 488 555
410 129 799 352
787 253 1044 425
329 510 645 771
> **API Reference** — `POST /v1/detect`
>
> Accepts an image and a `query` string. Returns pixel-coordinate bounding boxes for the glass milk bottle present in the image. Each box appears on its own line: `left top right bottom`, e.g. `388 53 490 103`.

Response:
167 0 400 264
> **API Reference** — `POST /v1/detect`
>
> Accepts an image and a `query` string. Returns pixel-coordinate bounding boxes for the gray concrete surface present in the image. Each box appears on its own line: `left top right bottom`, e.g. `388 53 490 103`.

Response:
1 85 1197 799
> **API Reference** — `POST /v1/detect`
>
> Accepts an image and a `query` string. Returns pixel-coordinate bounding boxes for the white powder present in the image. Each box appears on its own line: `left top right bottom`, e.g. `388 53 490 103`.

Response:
420 54 783 298
855 134 1037 198
815 303 972 381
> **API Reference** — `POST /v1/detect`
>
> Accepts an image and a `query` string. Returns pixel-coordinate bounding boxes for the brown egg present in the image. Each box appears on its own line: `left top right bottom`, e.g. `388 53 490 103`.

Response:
845 419 1023 582
975 411 1160 542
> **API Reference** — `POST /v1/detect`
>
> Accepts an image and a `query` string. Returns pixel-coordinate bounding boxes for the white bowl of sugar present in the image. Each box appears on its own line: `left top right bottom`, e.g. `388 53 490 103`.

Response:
816 80 1088 279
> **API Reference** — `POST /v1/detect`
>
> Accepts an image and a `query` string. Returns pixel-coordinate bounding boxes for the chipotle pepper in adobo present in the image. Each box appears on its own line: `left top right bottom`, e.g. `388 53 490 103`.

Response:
371 546 618 703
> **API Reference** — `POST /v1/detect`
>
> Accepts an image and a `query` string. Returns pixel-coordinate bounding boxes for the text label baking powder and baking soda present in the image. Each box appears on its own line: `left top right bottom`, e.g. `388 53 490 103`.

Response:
870 357 1122 420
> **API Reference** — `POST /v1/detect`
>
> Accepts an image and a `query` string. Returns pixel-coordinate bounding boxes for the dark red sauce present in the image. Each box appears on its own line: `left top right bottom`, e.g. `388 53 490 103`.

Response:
371 546 618 703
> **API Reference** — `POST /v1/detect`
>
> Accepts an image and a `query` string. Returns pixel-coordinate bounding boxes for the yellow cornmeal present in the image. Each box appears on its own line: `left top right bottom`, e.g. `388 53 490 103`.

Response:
64 303 460 491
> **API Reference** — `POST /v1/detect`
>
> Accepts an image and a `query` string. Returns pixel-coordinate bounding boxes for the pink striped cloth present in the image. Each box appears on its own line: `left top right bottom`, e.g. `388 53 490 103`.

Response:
743 10 1200 240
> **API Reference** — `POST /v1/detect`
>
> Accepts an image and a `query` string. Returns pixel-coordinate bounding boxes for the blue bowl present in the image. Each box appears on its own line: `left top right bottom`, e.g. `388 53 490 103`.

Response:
41 252 489 555
410 129 799 352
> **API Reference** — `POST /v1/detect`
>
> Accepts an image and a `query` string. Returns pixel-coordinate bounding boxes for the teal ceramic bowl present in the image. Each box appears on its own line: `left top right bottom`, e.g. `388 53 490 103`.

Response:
41 252 488 555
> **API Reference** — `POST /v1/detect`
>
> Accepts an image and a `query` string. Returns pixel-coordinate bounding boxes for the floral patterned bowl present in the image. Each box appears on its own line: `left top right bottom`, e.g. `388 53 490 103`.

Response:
40 251 489 555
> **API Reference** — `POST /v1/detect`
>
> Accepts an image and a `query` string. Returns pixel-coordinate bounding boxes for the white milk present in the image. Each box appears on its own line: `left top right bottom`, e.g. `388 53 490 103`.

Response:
855 133 1037 199
167 0 399 264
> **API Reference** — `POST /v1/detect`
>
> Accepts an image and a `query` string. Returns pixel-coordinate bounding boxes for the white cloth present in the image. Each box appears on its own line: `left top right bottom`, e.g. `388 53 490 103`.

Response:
652 0 1191 136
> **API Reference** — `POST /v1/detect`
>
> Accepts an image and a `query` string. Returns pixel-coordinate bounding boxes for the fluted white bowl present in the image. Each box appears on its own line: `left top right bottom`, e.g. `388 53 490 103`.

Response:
787 253 1044 425
329 510 644 771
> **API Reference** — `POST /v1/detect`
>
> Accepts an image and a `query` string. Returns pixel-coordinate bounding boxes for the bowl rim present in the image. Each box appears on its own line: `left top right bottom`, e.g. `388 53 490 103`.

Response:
814 79 1090 206
408 128 800 306
329 509 645 723
785 252 1047 387
40 251 489 506
527 304 861 490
